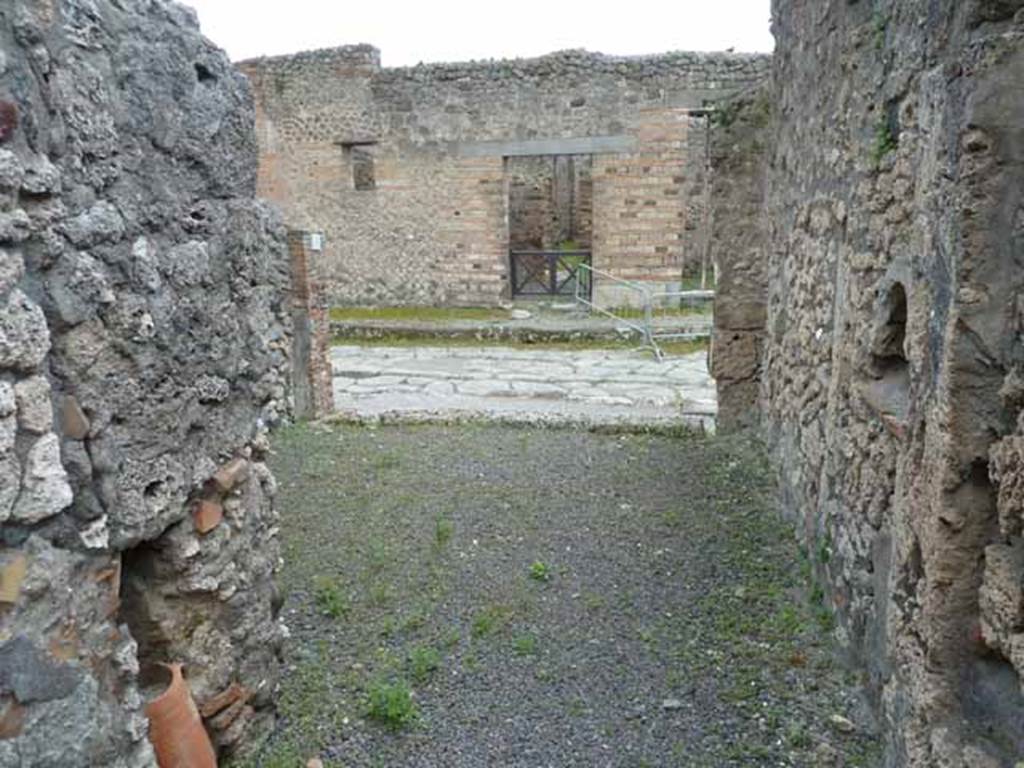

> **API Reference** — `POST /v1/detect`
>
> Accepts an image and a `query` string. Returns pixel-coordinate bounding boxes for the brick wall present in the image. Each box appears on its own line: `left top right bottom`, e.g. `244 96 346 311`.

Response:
240 48 770 306
591 107 704 304
286 232 334 419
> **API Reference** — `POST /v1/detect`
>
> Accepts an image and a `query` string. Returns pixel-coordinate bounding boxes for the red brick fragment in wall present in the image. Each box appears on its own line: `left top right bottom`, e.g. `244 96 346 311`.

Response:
193 499 224 534
0 102 17 143
208 694 253 731
199 682 249 718
212 458 249 493
93 558 121 618
0 697 25 739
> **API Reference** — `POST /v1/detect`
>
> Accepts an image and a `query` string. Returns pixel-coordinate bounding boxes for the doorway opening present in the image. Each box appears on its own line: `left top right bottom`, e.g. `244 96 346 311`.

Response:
507 154 593 299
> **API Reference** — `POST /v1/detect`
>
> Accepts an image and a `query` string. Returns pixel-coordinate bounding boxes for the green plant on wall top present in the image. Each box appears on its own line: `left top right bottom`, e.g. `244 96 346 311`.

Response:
871 116 898 169
872 12 888 51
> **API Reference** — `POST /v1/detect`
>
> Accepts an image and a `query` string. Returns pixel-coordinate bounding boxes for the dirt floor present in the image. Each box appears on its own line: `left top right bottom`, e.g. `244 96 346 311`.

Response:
238 423 881 767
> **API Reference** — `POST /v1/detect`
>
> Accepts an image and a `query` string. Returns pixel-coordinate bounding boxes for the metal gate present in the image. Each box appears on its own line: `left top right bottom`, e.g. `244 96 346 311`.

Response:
510 250 591 299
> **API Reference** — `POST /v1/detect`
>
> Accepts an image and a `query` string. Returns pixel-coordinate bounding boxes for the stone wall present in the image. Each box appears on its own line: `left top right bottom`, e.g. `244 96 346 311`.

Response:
240 47 770 306
762 1 1024 765
709 93 770 433
0 1 290 765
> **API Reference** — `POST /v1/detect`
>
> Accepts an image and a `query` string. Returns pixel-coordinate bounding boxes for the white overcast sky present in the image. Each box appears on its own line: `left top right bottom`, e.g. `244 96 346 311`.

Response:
181 0 774 66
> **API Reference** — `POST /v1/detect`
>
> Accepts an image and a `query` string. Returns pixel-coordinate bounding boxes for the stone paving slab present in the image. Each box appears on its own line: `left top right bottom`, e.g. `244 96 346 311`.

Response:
330 345 717 431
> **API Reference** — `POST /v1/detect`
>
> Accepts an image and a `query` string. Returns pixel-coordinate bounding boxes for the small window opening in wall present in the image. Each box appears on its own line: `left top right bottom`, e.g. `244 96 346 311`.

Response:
342 142 377 191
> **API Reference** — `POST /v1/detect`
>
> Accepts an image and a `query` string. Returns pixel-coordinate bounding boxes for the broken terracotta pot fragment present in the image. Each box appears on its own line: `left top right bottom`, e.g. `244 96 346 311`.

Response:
144 663 217 768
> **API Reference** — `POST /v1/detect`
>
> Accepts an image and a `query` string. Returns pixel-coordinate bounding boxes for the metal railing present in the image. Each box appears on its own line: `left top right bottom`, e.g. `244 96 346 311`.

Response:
574 264 713 360
510 250 591 299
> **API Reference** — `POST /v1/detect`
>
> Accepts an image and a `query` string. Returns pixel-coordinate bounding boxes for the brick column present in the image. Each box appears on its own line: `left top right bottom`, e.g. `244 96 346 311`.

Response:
287 231 335 418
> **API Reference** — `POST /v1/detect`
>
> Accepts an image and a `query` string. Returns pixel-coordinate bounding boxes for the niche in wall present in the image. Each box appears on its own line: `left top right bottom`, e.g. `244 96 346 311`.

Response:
860 281 911 429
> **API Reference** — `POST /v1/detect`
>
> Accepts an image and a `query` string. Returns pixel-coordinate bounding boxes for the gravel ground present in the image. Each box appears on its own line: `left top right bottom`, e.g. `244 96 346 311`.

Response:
240 423 881 768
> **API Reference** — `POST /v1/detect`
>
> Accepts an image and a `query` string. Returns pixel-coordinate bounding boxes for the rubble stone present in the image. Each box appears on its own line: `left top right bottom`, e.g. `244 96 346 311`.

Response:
757 2 1024 764
0 0 291 763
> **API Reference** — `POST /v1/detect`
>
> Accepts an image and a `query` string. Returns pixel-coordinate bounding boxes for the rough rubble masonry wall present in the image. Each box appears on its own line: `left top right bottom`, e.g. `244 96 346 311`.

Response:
0 1 291 765
709 92 770 433
762 1 1024 765
240 48 769 306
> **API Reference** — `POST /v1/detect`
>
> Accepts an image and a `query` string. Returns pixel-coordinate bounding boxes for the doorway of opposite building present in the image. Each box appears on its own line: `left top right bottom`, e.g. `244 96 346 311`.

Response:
507 154 593 301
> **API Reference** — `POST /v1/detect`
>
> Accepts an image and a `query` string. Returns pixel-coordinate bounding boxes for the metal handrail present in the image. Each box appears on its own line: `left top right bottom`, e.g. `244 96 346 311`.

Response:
573 264 655 351
574 264 714 361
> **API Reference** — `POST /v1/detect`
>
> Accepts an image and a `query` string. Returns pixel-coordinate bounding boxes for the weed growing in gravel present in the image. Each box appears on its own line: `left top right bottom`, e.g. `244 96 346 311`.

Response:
313 576 348 618
529 560 551 582
366 678 417 729
400 609 427 633
407 646 441 682
567 697 587 717
441 628 461 648
471 605 510 638
512 633 537 656
661 507 683 527
434 515 454 547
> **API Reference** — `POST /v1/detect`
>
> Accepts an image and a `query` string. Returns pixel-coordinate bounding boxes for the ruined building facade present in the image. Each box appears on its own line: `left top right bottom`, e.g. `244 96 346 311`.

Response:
2 0 1024 765
240 47 769 307
0 1 290 764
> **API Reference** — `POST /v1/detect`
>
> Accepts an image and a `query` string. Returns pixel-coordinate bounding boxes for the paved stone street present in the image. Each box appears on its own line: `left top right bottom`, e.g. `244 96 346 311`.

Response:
331 345 716 430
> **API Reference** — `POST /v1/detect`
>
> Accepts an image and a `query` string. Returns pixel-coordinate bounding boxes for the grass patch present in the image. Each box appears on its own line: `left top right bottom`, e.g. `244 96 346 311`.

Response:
512 633 538 656
313 576 349 619
434 515 454 548
528 560 552 582
366 678 417 729
471 605 511 639
612 303 712 319
407 645 441 682
331 306 508 323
